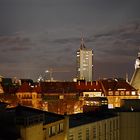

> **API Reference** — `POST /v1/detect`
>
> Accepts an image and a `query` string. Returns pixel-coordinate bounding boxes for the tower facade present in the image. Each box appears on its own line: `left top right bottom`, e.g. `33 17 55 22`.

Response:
135 52 140 69
76 38 93 81
131 51 140 93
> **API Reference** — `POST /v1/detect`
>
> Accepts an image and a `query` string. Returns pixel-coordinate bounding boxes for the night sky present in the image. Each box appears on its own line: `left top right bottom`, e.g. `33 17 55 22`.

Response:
0 0 140 81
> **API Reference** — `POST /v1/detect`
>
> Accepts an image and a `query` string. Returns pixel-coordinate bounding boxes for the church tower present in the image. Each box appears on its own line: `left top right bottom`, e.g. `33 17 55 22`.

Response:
131 51 140 93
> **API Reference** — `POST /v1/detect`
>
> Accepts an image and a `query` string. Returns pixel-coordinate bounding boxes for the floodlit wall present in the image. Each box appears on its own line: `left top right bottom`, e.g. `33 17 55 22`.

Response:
119 112 140 140
68 116 119 140
20 123 44 140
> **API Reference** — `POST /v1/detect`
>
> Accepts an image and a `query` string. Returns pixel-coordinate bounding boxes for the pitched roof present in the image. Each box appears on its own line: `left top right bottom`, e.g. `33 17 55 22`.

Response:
76 81 103 92
17 82 32 92
100 79 136 92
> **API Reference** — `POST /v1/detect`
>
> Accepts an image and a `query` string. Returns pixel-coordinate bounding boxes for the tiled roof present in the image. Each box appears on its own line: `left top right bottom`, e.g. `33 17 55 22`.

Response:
17 82 42 93
100 79 136 92
40 81 103 93
17 82 32 92
76 81 102 91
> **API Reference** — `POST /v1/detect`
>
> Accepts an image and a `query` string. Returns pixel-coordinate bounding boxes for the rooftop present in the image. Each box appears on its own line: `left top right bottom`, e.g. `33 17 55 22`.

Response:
69 110 117 128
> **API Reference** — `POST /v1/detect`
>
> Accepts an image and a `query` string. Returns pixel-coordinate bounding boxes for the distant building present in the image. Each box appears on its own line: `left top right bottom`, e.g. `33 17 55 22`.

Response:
0 84 4 94
76 37 93 81
16 82 42 108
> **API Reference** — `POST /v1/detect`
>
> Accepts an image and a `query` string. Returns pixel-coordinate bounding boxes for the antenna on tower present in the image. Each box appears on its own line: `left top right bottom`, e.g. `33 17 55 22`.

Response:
125 73 129 83
80 33 85 49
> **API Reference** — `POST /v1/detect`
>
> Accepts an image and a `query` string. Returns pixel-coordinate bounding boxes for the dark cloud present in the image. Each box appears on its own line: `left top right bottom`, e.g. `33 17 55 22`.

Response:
92 21 140 58
0 35 33 52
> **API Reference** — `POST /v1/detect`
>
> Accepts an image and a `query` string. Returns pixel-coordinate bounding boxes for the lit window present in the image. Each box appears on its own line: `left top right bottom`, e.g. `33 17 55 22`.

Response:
60 123 64 132
126 91 130 95
85 94 89 97
120 91 124 96
108 91 113 95
48 127 52 137
85 101 90 106
115 91 119 96
52 126 56 135
131 91 136 95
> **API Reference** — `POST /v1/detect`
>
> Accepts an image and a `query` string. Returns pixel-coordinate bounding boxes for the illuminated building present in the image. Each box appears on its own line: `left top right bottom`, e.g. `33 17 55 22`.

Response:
99 79 138 108
16 82 42 108
0 104 119 140
131 51 140 94
1 101 140 140
117 99 140 140
0 83 4 94
68 112 119 140
76 37 93 81
0 105 67 140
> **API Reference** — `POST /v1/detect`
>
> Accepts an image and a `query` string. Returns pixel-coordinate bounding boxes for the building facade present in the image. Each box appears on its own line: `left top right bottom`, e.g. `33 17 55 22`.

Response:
99 79 138 108
131 51 140 93
76 38 93 82
68 112 119 140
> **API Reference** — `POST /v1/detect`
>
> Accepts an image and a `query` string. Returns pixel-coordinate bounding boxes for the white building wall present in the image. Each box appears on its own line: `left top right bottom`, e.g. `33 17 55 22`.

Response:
77 48 93 82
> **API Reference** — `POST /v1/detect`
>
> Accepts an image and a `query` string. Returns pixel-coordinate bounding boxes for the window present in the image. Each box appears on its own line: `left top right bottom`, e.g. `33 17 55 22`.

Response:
115 91 119 96
60 123 64 132
69 131 74 140
131 91 136 95
57 124 60 133
86 128 89 140
52 126 56 135
48 127 52 137
126 91 130 95
78 129 82 140
120 91 124 96
108 91 113 96
93 126 96 139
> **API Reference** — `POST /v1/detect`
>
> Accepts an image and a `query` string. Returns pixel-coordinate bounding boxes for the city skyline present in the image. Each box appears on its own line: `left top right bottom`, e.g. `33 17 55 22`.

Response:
0 0 140 81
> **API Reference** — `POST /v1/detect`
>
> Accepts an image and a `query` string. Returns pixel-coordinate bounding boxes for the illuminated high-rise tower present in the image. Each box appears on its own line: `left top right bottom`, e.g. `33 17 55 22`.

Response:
76 37 93 81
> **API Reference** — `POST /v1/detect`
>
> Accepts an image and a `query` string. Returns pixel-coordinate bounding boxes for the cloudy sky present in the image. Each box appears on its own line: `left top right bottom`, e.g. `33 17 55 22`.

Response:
0 0 140 81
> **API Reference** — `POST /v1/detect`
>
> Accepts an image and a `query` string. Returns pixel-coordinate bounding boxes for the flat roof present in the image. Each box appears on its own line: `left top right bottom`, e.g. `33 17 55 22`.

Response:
69 110 117 128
